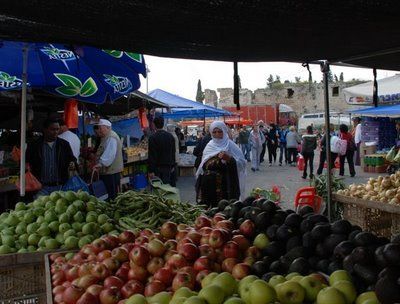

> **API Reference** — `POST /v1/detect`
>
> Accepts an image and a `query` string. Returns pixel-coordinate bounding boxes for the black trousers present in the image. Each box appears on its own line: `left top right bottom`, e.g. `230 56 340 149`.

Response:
260 142 266 162
317 151 338 175
155 166 176 187
287 148 298 164
303 152 314 177
267 143 277 163
340 151 356 176
100 173 121 200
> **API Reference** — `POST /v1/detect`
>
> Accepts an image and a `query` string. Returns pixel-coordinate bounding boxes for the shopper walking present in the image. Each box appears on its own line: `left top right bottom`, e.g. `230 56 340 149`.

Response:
259 123 267 163
94 119 124 200
267 123 279 166
301 126 317 179
238 126 251 161
339 124 356 177
278 125 288 166
286 126 301 166
316 124 338 175
249 125 265 171
352 117 362 166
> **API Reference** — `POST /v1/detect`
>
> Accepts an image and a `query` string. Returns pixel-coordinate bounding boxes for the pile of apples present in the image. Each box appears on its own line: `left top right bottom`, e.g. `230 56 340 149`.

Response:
49 213 261 304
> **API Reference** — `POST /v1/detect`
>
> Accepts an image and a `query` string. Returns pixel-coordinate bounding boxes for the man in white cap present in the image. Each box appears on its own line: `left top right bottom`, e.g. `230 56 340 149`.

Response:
94 119 123 199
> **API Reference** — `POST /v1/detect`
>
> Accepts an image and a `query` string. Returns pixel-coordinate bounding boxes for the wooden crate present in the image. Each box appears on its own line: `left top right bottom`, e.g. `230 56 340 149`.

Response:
0 251 48 303
178 166 195 177
333 193 400 238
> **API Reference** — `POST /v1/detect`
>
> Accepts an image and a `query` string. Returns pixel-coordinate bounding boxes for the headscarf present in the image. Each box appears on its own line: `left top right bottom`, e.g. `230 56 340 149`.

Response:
196 121 246 199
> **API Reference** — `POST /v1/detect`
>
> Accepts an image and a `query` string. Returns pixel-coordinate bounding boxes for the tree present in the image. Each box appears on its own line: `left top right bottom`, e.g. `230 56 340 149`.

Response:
339 72 344 82
267 74 274 88
295 76 301 83
334 74 339 82
275 75 281 83
327 71 334 83
195 79 204 103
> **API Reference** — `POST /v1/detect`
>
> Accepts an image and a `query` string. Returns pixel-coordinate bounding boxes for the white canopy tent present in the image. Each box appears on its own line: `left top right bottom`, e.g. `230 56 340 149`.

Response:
343 74 400 106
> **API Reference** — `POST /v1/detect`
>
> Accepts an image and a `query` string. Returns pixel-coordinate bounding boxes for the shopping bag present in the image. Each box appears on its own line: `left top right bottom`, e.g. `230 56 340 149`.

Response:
297 154 305 171
62 175 89 193
150 177 180 202
16 166 42 192
11 146 21 162
89 170 108 201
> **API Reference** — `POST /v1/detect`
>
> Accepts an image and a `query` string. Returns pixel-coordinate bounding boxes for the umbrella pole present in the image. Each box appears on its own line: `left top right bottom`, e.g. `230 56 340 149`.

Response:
321 61 333 222
20 45 28 197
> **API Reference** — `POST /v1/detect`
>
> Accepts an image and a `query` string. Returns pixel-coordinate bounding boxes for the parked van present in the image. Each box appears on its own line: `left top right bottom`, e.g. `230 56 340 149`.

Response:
298 112 351 131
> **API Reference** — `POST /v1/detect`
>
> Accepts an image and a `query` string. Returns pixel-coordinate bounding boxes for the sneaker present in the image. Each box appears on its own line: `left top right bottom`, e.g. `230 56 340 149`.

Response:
269 163 272 166
256 168 260 171
251 168 256 172
279 163 282 166
350 173 356 177
301 175 307 179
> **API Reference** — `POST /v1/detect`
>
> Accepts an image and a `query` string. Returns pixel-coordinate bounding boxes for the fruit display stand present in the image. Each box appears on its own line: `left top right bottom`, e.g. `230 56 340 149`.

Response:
333 193 400 237
0 251 49 303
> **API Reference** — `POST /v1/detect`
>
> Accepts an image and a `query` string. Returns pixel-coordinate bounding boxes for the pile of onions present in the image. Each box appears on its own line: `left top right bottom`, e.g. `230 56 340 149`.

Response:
336 171 400 205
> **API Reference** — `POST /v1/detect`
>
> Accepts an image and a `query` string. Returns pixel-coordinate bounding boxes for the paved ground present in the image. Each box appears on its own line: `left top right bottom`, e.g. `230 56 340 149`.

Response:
176 153 375 210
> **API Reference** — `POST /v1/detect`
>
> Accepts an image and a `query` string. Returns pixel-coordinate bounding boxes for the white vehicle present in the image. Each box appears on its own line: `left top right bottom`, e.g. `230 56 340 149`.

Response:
298 112 351 131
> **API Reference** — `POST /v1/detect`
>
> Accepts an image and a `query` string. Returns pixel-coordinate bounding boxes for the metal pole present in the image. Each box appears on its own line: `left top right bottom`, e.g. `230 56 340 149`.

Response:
321 61 333 221
82 103 88 179
20 45 28 197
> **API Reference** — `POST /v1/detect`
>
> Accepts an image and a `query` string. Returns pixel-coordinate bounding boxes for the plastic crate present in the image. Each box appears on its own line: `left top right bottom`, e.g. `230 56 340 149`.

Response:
0 251 48 303
334 193 400 238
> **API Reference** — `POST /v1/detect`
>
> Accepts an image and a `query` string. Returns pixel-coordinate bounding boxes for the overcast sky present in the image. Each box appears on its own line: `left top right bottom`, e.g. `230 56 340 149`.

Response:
139 55 398 101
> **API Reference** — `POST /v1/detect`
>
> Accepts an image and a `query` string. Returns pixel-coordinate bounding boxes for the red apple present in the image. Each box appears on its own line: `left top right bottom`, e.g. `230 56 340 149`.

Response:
186 230 202 245
119 230 136 244
223 241 239 259
198 244 216 260
86 284 103 297
154 267 174 285
65 265 80 281
175 230 189 242
179 266 196 279
92 239 107 253
144 280 166 297
212 213 226 223
200 235 210 245
243 256 256 266
239 220 255 238
160 222 178 239
121 243 135 253
199 227 213 236
232 235 250 252
140 228 154 238
63 285 84 304
245 246 261 259
102 235 120 249
208 229 225 248
164 250 178 261
196 270 211 285
147 239 166 257
195 215 212 229
121 280 144 298
215 220 235 231
111 247 129 263
178 243 200 261
53 285 65 296
104 276 124 290
76 274 98 289
115 266 130 282
52 271 66 286
134 236 148 245
128 264 148 282
232 263 250 280
193 256 213 272
222 258 239 273
91 263 111 280
99 287 121 304
97 250 112 262
102 258 120 272
177 238 194 252
172 272 195 291
129 246 150 266
166 254 188 270
82 244 98 256
77 292 99 304
164 239 177 251
147 257 165 275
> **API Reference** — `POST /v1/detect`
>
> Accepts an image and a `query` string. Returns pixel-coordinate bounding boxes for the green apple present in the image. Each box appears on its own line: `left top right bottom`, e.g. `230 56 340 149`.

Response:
276 281 305 304
329 270 352 286
299 276 323 302
253 233 269 249
223 297 245 304
148 291 172 304
173 287 197 300
269 275 286 287
249 279 277 304
198 284 225 304
212 272 237 297
183 296 207 304
238 275 258 295
170 297 188 304
126 294 148 304
316 287 346 304
289 275 304 283
202 272 219 288
333 281 357 304
285 273 301 280
356 291 379 304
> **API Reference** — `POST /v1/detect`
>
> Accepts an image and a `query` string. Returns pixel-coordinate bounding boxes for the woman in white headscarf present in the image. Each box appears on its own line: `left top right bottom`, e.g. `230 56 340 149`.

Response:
196 121 246 206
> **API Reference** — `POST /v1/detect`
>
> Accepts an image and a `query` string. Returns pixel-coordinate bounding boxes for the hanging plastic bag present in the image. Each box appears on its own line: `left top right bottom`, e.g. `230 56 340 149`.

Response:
64 99 79 129
11 146 21 162
297 154 305 171
62 175 89 193
386 146 396 162
16 166 42 192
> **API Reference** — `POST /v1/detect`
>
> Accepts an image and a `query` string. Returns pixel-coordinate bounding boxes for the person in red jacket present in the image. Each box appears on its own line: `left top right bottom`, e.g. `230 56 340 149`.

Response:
339 124 356 177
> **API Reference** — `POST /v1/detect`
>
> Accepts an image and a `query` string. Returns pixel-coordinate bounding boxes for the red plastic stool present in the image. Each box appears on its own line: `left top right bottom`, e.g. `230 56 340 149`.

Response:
294 186 322 213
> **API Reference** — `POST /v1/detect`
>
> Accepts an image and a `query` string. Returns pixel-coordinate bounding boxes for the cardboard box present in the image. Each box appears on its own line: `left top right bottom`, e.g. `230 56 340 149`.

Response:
178 166 195 177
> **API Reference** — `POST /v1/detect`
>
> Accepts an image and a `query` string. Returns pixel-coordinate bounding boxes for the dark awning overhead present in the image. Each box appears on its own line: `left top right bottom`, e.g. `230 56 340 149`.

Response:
1 1 400 70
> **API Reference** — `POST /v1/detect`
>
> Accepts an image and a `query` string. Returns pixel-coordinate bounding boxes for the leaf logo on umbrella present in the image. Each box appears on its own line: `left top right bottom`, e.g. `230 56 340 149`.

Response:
0 71 24 90
103 74 133 94
54 73 98 97
102 50 143 63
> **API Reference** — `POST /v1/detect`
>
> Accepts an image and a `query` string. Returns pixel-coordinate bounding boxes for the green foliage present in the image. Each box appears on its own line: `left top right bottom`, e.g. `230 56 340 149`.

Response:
196 79 204 102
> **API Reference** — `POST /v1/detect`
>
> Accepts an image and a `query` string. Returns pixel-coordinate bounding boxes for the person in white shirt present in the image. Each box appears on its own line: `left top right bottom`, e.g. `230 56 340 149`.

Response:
352 117 362 166
93 119 123 199
58 120 81 161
